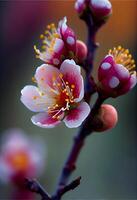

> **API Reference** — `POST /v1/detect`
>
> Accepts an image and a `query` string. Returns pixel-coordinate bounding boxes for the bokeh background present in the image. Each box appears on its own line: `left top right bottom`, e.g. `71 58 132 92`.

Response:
0 0 137 199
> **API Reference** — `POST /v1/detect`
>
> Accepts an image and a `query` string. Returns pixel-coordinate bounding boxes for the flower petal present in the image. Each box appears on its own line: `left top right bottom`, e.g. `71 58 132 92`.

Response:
21 85 54 112
31 112 62 128
60 59 84 101
35 64 61 91
63 102 90 128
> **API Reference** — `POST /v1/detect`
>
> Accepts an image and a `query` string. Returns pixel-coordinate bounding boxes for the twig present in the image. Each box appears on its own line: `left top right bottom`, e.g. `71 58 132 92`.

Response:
52 177 81 200
25 178 51 200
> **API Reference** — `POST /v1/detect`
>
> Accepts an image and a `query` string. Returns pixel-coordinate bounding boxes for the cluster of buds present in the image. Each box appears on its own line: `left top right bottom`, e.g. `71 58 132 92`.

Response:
98 46 136 98
75 0 112 22
0 129 45 185
34 17 87 67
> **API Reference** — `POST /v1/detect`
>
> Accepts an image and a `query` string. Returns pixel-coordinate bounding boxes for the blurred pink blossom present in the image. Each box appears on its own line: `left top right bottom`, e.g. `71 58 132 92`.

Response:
0 129 45 184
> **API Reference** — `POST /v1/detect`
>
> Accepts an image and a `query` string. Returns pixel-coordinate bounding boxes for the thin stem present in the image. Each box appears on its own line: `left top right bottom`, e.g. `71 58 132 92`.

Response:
53 95 105 199
25 179 51 200
53 10 102 200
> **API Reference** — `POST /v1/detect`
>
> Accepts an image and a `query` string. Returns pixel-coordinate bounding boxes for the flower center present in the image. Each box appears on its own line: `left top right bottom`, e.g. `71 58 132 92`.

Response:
108 46 136 75
34 23 60 57
7 152 29 171
48 73 76 119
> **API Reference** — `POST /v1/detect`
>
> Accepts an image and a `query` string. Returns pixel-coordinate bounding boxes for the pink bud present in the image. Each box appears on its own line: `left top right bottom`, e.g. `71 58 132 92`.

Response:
92 104 118 132
76 40 88 63
58 17 76 53
98 46 136 97
90 0 112 20
75 0 87 14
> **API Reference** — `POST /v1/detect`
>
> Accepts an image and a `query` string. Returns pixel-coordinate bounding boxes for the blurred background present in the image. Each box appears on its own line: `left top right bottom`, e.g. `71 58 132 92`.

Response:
0 0 137 199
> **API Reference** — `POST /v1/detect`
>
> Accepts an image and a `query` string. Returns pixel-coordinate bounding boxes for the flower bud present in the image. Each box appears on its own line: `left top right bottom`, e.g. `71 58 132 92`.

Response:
92 104 118 132
76 40 87 63
90 0 112 21
98 46 137 98
75 0 87 14
58 17 76 54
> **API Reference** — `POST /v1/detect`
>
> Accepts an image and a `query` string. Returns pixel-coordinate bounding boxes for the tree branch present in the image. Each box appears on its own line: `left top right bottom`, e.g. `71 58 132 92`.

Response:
25 178 51 200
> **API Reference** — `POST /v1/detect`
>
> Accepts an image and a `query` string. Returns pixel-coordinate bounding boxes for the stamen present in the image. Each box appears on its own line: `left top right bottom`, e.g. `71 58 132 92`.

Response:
108 46 136 75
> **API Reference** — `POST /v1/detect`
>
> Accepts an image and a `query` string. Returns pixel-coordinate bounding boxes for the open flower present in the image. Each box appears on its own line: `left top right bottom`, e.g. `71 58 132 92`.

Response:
98 46 136 97
34 17 76 67
21 59 90 128
0 129 45 184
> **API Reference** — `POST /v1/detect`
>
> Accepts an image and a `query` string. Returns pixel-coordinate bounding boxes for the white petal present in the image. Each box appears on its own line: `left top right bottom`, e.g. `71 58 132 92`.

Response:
63 102 90 128
60 59 81 73
109 76 120 88
21 85 53 112
31 112 62 128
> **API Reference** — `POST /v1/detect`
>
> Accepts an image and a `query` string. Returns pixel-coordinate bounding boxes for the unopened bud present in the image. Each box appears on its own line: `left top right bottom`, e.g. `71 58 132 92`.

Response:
90 0 112 21
76 40 87 63
92 104 118 132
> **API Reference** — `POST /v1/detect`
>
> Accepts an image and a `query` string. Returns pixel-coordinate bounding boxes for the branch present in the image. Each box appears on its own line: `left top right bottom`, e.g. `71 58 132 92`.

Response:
53 95 105 200
25 178 51 200
52 177 81 200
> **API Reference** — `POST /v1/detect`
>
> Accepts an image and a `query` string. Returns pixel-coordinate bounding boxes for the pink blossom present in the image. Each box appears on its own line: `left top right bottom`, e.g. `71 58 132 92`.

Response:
34 17 76 67
21 59 90 128
0 129 45 183
98 46 136 97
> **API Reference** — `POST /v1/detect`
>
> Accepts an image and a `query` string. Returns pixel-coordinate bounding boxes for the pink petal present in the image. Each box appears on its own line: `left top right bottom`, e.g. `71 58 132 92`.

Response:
21 85 52 112
31 112 63 128
60 59 84 101
53 38 64 53
35 64 60 91
63 102 90 128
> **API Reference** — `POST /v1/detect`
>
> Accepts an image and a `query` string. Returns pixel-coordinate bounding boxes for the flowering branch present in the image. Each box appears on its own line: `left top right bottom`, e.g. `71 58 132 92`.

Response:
20 1 137 200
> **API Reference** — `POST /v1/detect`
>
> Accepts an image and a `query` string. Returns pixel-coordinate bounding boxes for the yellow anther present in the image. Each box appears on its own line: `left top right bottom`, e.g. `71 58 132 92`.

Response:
59 73 63 78
33 96 38 100
32 77 36 83
47 25 51 29
118 46 122 50
108 46 136 74
40 34 45 39
71 84 75 88
41 92 45 96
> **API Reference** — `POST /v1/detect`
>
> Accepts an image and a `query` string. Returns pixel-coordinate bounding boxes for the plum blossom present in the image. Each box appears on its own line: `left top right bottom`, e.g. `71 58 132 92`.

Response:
34 17 76 67
21 59 90 128
0 129 45 183
98 46 137 97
